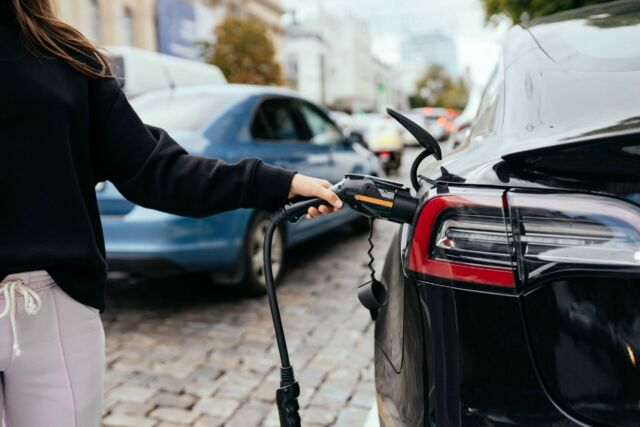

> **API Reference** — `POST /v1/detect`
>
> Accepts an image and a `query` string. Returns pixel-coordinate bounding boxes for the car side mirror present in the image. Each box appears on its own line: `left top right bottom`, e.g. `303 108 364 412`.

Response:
348 131 366 147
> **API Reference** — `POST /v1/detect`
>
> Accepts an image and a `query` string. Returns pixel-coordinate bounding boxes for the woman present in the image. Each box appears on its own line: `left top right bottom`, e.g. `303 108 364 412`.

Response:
0 0 342 425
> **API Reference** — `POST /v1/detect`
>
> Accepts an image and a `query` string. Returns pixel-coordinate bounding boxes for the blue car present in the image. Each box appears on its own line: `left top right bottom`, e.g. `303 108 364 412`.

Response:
98 85 380 294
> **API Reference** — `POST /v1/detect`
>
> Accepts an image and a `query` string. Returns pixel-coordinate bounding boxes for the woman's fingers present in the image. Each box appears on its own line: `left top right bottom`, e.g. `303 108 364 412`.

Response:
318 205 332 215
313 184 343 209
307 203 338 219
289 175 343 219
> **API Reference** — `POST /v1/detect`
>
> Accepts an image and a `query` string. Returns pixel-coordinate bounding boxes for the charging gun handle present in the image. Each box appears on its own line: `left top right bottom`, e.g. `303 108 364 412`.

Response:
283 196 331 222
276 378 301 427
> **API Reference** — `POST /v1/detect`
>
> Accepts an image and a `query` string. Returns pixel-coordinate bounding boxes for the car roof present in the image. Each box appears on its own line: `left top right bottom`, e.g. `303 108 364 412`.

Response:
493 0 640 156
142 83 300 98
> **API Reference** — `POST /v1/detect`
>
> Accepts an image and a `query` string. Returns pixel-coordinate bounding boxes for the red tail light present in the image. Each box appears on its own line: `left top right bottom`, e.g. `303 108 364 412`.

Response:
407 190 515 289
407 188 640 291
508 192 640 287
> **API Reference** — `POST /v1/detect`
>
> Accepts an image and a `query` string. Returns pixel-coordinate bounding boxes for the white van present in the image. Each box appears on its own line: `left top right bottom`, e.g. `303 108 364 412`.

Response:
105 46 227 98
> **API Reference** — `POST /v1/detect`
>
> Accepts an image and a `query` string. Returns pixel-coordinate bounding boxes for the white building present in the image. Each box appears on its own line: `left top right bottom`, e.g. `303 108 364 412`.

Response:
53 0 285 63
286 13 403 113
54 0 158 50
284 24 327 104
372 59 407 112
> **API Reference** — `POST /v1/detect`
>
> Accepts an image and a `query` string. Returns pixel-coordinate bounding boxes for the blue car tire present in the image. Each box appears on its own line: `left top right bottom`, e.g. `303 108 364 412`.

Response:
240 211 285 296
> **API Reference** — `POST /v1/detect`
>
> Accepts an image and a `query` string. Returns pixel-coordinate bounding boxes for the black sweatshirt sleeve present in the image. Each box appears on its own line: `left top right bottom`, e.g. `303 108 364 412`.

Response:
89 76 296 217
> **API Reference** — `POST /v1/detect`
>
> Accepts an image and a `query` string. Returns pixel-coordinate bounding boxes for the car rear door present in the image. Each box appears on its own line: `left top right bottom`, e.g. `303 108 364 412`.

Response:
244 96 333 180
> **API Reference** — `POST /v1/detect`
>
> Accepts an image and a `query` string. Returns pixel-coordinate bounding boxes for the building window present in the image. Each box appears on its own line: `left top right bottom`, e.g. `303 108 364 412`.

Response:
286 53 299 90
122 7 134 46
86 0 100 42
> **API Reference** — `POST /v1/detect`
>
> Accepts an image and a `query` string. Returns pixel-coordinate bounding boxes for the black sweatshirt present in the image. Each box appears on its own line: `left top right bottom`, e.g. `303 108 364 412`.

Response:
0 5 295 311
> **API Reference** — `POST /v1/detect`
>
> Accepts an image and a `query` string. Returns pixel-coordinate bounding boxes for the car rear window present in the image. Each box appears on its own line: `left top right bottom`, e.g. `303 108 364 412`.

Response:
528 2 640 71
132 91 245 132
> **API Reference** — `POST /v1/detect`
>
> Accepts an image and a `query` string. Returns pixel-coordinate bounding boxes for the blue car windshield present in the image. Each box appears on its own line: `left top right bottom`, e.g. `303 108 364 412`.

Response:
132 90 245 132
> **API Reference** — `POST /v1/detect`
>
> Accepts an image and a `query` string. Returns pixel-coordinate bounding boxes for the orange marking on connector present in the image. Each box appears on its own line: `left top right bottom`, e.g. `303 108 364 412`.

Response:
355 195 393 208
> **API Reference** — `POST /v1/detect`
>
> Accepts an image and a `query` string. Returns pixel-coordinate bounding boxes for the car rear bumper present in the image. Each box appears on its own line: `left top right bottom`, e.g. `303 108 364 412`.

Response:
102 210 249 275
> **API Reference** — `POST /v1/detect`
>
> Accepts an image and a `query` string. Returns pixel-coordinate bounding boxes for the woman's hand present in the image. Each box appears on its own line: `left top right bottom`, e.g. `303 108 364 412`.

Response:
288 174 343 219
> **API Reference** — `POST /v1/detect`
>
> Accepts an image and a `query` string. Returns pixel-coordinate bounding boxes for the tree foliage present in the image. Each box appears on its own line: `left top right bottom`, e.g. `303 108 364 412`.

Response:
481 0 618 24
410 65 469 110
203 16 282 85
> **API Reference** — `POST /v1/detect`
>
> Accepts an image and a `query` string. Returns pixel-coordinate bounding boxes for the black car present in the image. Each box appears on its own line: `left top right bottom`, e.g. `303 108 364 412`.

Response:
375 2 640 426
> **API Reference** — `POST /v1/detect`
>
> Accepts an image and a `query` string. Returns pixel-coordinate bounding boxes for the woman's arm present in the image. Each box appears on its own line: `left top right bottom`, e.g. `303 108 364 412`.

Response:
89 77 340 217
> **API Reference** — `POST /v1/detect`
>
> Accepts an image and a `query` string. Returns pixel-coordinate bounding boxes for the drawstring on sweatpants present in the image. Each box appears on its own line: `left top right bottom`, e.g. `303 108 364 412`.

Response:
0 280 42 357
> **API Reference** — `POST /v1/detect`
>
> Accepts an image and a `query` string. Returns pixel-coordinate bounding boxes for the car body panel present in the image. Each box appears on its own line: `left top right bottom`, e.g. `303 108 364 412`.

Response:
375 232 426 427
523 276 640 426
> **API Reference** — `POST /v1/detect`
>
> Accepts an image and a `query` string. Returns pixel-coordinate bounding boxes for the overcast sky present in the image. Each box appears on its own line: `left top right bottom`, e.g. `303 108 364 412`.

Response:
281 0 510 85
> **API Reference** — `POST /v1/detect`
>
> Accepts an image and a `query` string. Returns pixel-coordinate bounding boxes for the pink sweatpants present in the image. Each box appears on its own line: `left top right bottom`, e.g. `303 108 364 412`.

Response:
0 271 104 427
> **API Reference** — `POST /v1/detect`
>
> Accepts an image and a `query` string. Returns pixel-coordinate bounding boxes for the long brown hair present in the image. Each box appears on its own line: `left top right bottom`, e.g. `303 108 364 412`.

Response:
11 0 111 78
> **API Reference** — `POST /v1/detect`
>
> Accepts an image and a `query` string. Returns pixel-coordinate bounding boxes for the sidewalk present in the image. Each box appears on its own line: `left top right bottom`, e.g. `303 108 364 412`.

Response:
101 220 395 427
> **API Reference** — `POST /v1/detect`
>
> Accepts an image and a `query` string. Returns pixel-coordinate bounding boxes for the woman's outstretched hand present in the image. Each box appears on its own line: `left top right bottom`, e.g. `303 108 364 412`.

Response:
288 174 343 219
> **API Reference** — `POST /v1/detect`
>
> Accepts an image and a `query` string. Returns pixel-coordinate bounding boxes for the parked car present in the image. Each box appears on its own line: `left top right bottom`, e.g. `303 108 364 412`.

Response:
106 46 226 98
329 110 353 136
411 107 456 141
365 116 405 175
99 85 378 294
375 2 640 426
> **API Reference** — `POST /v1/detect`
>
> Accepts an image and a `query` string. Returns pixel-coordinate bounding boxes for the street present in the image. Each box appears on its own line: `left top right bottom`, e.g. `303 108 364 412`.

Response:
100 150 417 427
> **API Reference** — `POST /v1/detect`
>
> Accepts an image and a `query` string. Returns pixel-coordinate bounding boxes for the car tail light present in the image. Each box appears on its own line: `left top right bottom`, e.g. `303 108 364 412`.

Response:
407 190 516 290
408 189 640 291
508 192 640 286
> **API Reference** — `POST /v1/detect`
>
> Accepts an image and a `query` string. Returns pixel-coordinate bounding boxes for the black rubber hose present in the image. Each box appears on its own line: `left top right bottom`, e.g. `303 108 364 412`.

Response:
410 149 432 191
264 211 302 426
263 215 291 369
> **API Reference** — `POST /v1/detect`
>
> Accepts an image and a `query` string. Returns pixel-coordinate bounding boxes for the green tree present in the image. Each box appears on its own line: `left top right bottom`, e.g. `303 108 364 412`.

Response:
202 16 282 85
481 0 617 24
410 65 469 110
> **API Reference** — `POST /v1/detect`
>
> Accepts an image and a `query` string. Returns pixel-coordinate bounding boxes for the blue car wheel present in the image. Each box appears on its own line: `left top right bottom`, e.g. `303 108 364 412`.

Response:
239 211 285 295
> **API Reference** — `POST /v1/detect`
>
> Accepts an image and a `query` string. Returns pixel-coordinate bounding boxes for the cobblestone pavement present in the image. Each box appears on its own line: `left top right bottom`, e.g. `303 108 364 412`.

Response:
100 215 399 427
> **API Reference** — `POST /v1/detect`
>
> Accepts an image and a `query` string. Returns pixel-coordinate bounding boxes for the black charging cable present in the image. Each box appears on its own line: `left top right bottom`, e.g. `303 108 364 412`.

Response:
261 109 440 426
262 173 421 426
264 208 302 427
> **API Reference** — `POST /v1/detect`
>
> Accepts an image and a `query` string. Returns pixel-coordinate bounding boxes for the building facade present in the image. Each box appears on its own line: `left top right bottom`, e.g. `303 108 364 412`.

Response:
286 13 405 112
284 24 327 104
53 0 157 50
52 0 284 61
